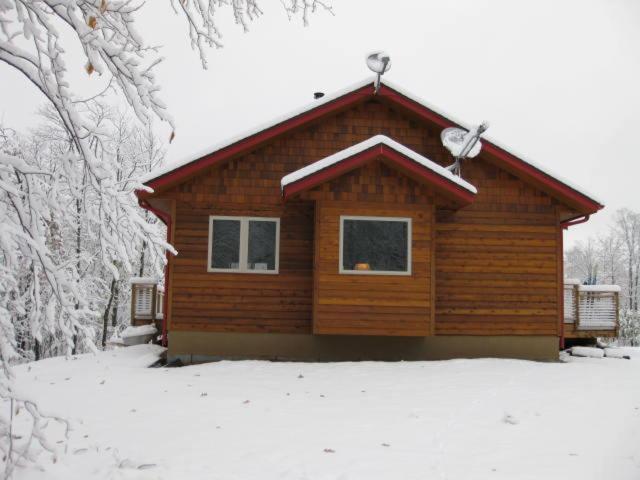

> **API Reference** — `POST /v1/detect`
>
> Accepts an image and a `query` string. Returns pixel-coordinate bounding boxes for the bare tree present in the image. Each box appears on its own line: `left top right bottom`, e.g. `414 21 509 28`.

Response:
565 238 600 284
564 208 640 346
614 209 640 311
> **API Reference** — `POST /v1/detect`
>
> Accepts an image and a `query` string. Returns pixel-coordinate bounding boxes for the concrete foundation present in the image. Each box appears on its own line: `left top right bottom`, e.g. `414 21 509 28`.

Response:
167 331 559 363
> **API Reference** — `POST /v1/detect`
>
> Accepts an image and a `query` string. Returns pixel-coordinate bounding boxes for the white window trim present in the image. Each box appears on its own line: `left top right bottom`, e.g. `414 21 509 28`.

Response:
339 215 412 276
207 216 280 274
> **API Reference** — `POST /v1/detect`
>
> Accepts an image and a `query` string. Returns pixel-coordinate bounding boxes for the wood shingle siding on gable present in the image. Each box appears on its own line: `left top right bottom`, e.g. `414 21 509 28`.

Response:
156 99 566 338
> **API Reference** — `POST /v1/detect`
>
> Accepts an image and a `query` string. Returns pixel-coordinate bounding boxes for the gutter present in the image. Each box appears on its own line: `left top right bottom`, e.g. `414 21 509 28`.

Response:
138 197 172 347
557 214 591 349
560 214 590 230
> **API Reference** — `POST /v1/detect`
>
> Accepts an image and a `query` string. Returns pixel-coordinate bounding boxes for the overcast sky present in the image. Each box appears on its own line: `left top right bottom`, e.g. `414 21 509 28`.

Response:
1 0 639 246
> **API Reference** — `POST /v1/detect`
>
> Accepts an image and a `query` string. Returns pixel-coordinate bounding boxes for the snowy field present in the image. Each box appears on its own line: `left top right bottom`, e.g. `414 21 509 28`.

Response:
5 345 640 480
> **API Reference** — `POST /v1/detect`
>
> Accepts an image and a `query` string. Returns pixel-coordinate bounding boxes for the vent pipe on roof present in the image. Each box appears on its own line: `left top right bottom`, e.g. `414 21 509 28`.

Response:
314 92 325 100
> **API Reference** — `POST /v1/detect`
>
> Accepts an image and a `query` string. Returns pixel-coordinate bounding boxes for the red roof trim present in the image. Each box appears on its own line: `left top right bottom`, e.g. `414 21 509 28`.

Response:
139 84 372 197
140 81 602 215
376 85 603 213
282 144 476 206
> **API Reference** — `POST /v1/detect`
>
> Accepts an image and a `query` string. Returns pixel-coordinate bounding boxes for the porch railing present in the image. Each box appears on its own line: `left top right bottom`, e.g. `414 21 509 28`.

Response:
563 280 620 331
130 277 163 326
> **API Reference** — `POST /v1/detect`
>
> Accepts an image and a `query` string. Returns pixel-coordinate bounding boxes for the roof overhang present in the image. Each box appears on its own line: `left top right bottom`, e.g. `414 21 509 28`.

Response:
138 77 603 216
281 135 477 207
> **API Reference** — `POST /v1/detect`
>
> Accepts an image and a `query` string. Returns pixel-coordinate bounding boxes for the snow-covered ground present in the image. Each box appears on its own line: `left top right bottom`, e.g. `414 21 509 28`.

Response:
5 345 640 480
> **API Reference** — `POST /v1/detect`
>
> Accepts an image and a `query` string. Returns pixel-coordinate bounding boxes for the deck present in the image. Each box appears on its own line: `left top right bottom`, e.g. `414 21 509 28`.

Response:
563 279 620 339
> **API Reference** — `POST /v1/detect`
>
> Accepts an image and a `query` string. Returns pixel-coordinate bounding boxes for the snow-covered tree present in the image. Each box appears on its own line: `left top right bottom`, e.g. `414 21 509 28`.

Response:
0 0 331 474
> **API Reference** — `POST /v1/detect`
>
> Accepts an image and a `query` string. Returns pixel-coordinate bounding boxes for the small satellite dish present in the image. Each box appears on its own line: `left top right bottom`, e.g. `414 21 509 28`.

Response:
366 52 391 93
366 52 392 74
441 122 490 176
441 127 483 159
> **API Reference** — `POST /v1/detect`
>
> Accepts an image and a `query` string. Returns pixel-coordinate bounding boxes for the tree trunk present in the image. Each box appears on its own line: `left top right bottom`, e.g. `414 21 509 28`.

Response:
111 283 120 328
72 197 81 355
633 267 639 312
102 278 117 348
627 258 634 310
139 241 146 277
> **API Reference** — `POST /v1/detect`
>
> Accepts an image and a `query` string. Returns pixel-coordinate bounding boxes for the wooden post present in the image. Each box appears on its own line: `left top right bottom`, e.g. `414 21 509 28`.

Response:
615 291 620 336
130 284 137 326
574 284 580 330
150 284 157 323
430 202 436 336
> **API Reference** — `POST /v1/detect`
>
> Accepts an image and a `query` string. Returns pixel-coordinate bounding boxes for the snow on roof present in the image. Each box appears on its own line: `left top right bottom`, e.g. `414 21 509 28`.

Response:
380 78 604 206
140 77 377 184
142 77 602 206
120 323 158 339
129 277 159 285
578 284 621 293
280 135 477 194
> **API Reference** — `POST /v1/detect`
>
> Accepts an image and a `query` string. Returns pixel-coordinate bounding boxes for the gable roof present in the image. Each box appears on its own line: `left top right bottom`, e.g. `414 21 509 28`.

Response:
281 135 476 206
139 77 603 214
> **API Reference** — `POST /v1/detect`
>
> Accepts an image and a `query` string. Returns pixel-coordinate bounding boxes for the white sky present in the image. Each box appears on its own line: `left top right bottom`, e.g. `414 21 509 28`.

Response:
1 0 639 246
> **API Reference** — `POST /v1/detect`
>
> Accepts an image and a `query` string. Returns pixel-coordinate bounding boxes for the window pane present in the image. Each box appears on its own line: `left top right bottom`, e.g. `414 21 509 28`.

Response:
342 219 408 272
211 219 240 269
248 220 277 271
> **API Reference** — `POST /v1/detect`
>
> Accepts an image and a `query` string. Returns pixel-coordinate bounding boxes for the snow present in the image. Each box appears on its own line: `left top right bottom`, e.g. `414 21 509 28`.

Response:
579 284 622 292
604 348 636 359
564 278 582 285
5 346 640 479
280 135 477 194
120 324 157 339
141 77 602 207
129 277 159 285
569 346 605 358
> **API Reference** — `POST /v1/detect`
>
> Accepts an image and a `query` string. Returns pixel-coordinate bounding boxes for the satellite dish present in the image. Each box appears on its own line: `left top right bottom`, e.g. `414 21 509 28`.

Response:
441 127 483 159
441 122 489 176
366 52 392 74
366 51 391 93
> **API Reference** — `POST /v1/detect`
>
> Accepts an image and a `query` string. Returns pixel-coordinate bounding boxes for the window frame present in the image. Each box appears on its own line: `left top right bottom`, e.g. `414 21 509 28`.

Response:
207 215 280 274
339 215 412 276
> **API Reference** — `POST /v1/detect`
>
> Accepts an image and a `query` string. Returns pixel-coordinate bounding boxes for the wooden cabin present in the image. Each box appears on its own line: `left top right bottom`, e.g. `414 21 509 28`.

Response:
136 78 617 362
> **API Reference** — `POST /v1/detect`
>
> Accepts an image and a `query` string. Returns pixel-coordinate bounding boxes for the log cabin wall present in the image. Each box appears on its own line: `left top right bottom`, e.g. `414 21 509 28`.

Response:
158 98 561 338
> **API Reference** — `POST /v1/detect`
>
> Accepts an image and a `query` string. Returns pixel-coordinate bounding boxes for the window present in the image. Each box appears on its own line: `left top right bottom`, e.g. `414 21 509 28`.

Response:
208 216 280 273
339 216 411 275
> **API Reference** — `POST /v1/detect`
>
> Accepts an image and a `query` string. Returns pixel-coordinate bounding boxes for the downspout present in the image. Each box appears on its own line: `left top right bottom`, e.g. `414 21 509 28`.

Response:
139 198 172 347
558 214 590 349
558 227 565 350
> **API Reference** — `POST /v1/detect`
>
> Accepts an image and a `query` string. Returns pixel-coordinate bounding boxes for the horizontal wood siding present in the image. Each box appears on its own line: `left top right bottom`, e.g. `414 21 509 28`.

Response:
169 201 314 333
435 160 560 335
305 162 434 336
313 201 432 336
